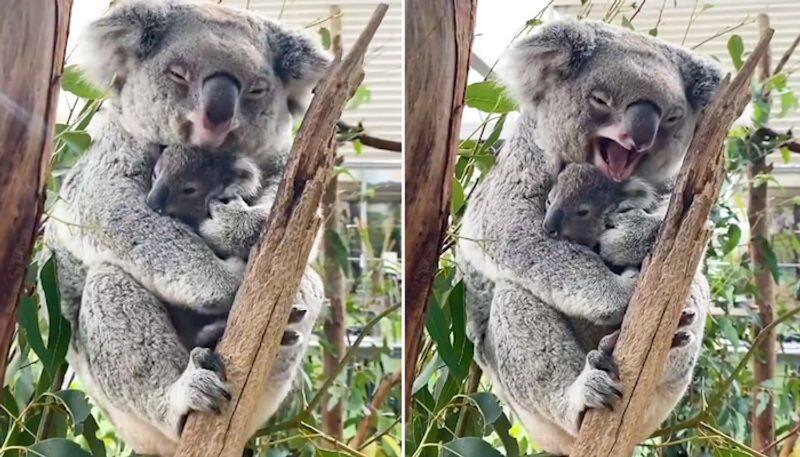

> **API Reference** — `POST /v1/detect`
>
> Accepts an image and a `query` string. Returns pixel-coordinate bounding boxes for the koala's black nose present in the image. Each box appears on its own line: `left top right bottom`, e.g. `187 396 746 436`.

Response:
146 185 169 215
202 73 240 127
624 101 661 152
543 208 564 238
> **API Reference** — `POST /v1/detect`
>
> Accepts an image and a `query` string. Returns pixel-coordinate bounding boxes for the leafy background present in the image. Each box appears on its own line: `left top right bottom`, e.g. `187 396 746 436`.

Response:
1 6 402 457
409 2 800 457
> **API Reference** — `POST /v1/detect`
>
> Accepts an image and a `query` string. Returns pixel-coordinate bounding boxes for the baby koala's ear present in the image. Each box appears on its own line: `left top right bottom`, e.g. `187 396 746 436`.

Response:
619 178 657 212
227 157 263 200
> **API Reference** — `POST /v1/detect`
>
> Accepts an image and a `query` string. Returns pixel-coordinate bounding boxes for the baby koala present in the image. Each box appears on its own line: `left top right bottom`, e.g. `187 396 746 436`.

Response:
543 163 657 250
147 145 263 229
147 146 304 349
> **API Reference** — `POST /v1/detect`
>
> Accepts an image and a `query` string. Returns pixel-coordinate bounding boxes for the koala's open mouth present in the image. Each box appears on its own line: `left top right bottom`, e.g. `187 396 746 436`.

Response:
591 137 645 182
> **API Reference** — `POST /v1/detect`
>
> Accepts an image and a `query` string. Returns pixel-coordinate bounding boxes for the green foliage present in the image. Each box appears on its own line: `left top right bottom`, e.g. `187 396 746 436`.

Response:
464 82 517 114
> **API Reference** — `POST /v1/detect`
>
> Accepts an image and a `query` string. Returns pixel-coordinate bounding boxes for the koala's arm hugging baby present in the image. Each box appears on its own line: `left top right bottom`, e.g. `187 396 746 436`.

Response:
457 20 720 456
44 1 331 455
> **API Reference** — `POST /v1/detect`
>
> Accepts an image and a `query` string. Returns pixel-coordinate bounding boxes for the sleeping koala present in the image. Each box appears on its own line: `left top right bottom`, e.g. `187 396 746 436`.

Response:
457 20 720 455
543 162 658 258
146 145 263 230
44 1 331 455
146 145 309 350
146 144 280 263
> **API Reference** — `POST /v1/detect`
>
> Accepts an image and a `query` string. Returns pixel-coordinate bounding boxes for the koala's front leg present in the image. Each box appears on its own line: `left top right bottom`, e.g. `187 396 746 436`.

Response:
78 263 230 444
487 281 621 451
598 208 663 267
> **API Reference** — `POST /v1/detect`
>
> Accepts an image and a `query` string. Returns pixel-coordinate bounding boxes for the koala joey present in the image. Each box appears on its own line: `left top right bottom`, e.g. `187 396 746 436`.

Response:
457 19 720 455
544 162 657 250
44 1 331 455
147 145 262 229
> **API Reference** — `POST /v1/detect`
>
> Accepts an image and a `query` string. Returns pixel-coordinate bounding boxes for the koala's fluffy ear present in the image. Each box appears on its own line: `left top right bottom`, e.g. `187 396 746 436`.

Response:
669 48 724 111
501 20 597 106
78 0 174 91
228 156 263 200
266 23 333 115
619 178 657 211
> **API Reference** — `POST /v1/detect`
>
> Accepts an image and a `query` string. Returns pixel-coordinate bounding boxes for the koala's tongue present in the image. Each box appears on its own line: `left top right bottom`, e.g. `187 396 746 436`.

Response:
606 142 631 180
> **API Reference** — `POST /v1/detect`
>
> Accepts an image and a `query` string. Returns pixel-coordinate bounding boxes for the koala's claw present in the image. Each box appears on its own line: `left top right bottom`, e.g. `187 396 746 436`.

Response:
190 347 226 381
288 306 308 324
572 330 623 428
678 308 696 327
599 330 620 354
671 330 693 348
281 330 301 346
171 348 231 436
586 348 620 383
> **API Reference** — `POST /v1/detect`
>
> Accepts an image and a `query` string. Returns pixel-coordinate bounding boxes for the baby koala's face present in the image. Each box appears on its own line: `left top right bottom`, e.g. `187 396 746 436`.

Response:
147 146 260 228
543 163 621 248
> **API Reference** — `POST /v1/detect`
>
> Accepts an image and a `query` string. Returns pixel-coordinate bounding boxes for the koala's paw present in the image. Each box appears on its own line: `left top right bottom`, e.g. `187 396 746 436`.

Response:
281 330 301 346
620 267 639 279
200 198 251 257
279 306 310 346
570 331 622 431
221 256 247 279
599 209 658 267
169 348 231 436
288 306 308 324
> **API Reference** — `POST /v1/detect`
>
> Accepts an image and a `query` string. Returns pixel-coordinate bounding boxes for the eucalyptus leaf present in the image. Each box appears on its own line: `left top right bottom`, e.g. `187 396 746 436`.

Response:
465 81 517 114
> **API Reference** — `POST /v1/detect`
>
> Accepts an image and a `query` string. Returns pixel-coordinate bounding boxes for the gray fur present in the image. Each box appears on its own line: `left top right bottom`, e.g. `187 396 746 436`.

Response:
544 163 657 249
147 145 262 229
45 1 330 455
457 20 720 455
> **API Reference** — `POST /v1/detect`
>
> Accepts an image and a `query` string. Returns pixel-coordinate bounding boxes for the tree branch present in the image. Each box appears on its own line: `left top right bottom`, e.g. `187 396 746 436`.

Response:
337 121 402 152
573 28 775 457
174 5 389 456
350 371 401 449
0 0 73 384
404 0 477 416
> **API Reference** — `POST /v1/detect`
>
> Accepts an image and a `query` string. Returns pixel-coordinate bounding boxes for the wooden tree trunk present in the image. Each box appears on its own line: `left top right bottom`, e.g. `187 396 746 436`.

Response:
573 29 774 457
174 5 388 456
0 0 73 383
751 14 777 456
404 0 477 414
321 5 347 443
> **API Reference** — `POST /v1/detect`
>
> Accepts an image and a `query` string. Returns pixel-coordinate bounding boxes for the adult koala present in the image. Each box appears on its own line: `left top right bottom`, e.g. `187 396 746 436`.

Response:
457 20 721 455
45 1 330 455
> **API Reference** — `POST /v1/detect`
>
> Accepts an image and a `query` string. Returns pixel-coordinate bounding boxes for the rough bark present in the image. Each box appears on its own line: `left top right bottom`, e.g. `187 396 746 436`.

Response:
349 371 401 449
174 5 388 456
573 29 774 457
320 6 347 443
750 14 777 456
404 0 477 414
0 0 73 383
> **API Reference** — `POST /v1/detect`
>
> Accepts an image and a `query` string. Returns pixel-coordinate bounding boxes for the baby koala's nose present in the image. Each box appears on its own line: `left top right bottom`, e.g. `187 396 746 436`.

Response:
543 208 564 238
146 186 169 215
